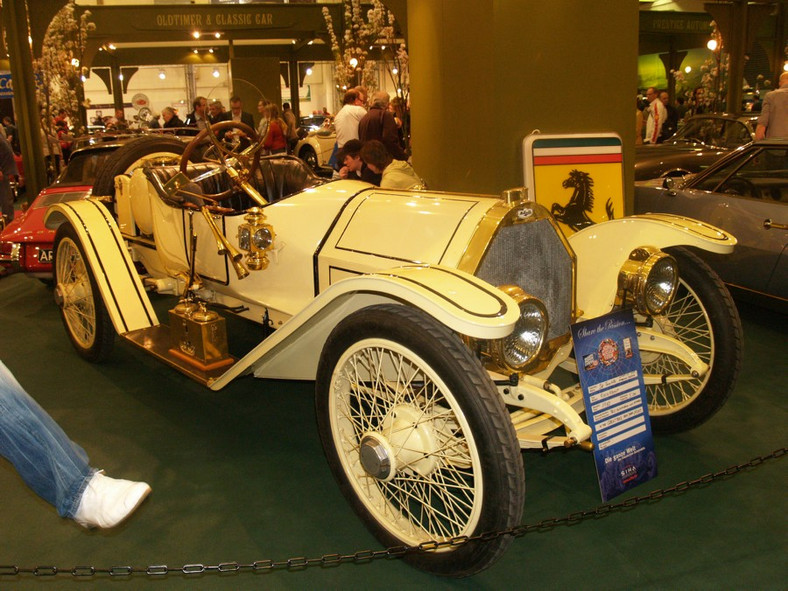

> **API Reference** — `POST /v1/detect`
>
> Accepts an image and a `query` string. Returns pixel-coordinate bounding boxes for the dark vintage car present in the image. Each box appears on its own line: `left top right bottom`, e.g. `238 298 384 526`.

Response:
636 139 787 306
0 134 187 279
635 113 758 181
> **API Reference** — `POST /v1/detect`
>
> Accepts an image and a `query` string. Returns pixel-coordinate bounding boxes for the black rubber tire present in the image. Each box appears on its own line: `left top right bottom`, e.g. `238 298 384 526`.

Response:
315 304 524 577
299 145 318 171
91 135 187 199
53 223 115 363
645 247 742 433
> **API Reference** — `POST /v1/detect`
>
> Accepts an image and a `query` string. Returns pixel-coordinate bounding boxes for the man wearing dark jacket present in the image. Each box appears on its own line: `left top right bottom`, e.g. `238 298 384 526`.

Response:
358 91 407 161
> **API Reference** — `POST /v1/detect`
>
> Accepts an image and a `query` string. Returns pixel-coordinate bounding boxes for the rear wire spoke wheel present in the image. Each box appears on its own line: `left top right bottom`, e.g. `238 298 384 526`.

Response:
642 247 742 433
53 223 114 362
316 304 524 577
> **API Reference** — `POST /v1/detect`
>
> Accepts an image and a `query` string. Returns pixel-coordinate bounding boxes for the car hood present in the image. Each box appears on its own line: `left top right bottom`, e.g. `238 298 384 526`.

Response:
634 143 727 180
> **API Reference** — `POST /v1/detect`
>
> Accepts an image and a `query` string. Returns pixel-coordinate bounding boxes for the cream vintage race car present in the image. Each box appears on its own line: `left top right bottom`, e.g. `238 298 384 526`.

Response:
45 123 742 577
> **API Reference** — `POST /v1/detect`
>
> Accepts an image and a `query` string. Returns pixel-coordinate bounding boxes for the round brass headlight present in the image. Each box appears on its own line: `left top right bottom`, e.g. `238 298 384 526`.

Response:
253 227 273 250
490 286 548 372
619 247 678 315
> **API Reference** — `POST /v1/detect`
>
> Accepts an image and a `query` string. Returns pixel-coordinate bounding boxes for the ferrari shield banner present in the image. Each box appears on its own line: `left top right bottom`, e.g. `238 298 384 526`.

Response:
570 309 657 502
522 133 624 236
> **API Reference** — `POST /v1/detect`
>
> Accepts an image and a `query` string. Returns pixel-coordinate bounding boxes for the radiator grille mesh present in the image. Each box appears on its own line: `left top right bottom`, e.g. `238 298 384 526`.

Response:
474 220 573 341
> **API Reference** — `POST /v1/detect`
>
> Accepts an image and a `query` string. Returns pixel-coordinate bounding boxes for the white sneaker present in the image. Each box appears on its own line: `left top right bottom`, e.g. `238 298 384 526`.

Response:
73 471 151 529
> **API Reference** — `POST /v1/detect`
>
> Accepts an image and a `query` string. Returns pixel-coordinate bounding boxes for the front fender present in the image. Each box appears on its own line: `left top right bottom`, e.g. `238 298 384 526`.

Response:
209 265 519 389
568 213 736 319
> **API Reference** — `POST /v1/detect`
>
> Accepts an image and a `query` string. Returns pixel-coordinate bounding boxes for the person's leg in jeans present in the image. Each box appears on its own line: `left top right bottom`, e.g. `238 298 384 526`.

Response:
0 360 150 527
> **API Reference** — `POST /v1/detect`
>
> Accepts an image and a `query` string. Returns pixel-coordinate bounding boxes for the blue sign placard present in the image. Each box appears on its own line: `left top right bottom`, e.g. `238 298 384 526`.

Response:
571 309 657 502
0 73 13 98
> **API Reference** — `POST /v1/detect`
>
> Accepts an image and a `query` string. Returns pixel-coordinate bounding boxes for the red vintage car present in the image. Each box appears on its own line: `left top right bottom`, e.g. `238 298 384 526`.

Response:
0 134 186 279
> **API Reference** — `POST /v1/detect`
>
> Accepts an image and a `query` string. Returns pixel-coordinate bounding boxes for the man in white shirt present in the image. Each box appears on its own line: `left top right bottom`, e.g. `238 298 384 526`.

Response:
644 87 667 144
333 89 367 149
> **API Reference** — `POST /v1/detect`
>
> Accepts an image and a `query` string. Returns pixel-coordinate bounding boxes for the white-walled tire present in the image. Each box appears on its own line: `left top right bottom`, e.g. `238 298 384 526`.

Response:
315 304 524 577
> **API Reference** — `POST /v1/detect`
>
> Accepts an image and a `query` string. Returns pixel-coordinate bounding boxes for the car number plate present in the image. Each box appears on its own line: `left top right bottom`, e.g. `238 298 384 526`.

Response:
38 249 53 264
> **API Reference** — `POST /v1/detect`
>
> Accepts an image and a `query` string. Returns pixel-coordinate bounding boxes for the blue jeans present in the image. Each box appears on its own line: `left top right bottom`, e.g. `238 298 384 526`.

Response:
0 361 94 518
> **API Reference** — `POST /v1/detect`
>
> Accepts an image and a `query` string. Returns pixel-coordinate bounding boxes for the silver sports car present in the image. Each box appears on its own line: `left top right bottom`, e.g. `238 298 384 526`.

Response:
635 139 787 305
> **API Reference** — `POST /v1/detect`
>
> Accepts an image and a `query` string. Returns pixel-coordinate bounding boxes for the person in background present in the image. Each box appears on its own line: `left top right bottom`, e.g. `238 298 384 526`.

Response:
56 120 74 163
755 71 788 141
161 106 184 130
2 116 19 154
184 96 208 131
262 103 287 155
112 108 129 131
360 139 423 190
228 96 255 128
334 90 366 149
282 102 299 153
0 134 17 227
687 86 706 118
0 360 150 528
257 99 271 148
635 97 644 145
658 91 679 142
643 87 666 144
359 91 408 160
674 96 688 120
208 101 227 124
337 139 381 185
148 110 161 129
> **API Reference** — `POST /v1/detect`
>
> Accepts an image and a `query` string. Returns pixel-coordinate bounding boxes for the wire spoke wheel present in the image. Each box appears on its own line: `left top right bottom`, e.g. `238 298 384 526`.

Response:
643 277 712 414
55 238 97 349
642 247 742 433
53 224 114 362
316 304 524 577
332 339 481 542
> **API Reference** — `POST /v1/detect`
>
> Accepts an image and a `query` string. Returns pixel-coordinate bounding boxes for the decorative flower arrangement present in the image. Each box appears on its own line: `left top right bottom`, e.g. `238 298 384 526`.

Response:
322 0 395 94
35 0 95 134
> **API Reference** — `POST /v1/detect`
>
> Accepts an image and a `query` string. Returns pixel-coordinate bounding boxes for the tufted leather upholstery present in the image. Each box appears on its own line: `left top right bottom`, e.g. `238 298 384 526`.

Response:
143 155 324 211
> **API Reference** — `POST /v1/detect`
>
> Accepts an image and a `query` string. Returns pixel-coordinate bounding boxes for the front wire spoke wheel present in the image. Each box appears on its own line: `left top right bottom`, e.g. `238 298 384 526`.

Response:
644 280 712 413
642 247 742 433
334 340 478 542
316 304 524 577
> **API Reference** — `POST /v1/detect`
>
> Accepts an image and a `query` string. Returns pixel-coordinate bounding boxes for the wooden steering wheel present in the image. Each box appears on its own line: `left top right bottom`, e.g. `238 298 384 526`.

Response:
179 120 264 200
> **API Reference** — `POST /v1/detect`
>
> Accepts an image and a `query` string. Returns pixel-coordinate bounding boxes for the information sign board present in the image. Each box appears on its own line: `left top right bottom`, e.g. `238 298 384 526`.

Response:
571 309 657 502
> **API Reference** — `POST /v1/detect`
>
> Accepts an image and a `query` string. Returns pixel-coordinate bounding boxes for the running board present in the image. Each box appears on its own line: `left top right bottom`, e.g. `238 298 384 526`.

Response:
122 324 237 388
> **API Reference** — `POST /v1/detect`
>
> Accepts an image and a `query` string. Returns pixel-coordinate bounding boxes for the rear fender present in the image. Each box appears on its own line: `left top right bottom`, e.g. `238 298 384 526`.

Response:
45 199 158 334
209 265 519 390
568 213 736 319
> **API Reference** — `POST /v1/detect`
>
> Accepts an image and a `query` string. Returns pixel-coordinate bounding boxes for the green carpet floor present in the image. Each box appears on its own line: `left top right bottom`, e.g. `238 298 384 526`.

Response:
0 272 785 589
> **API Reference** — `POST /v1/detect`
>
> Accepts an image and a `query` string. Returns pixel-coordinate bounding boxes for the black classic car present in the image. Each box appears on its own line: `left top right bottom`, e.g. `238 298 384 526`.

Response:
635 113 758 181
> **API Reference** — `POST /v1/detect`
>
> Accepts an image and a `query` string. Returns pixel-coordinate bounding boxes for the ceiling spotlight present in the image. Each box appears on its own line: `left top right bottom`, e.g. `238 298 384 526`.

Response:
118 73 124 81
158 70 166 80
192 31 201 39
108 43 116 51
214 32 221 39
212 68 220 78
306 67 313 76
193 49 199 54
208 48 214 54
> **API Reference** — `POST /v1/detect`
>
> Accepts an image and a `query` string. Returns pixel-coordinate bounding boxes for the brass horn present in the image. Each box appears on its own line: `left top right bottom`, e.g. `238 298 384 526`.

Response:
199 206 250 280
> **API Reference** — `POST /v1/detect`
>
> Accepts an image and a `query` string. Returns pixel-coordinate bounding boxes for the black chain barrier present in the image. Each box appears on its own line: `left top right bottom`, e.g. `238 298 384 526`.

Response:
2 447 783 579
